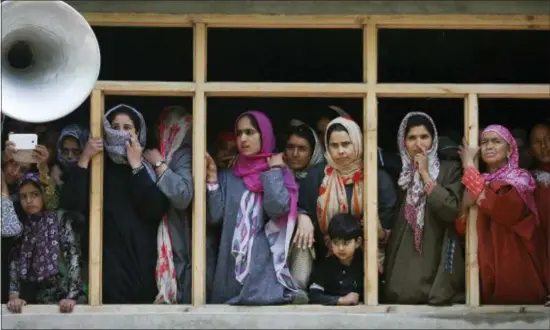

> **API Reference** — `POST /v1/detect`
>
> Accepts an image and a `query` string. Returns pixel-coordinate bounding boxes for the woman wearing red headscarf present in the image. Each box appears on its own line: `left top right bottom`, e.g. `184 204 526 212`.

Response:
458 124 547 304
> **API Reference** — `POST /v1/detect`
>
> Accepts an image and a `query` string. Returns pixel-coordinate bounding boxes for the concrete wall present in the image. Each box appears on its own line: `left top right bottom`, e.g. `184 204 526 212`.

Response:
2 305 550 329
65 1 550 15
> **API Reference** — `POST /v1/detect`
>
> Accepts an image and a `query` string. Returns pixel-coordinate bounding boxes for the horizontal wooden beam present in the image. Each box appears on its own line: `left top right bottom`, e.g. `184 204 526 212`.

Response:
376 83 550 98
93 81 550 99
84 13 550 30
95 81 196 96
199 15 363 29
84 13 193 27
203 82 367 97
374 15 550 30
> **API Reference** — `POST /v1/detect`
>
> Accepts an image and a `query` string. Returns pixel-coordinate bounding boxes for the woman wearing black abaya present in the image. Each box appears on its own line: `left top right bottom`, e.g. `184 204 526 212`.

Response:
60 104 168 303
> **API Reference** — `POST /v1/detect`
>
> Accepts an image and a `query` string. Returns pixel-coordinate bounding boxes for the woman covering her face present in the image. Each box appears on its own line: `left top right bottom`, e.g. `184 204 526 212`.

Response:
59 104 169 304
383 112 465 305
205 110 300 305
457 124 547 304
7 172 84 314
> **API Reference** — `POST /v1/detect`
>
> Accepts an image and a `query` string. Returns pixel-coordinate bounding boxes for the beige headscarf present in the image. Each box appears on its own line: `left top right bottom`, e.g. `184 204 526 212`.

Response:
317 117 364 249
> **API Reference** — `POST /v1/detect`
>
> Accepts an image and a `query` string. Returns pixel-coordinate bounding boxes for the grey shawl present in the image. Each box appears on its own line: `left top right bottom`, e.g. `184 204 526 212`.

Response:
103 104 156 180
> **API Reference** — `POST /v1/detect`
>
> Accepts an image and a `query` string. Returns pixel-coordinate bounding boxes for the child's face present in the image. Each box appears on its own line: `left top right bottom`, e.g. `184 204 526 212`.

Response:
331 238 361 263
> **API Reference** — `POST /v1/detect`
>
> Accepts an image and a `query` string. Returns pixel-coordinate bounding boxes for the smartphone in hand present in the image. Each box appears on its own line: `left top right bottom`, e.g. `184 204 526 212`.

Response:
9 133 38 163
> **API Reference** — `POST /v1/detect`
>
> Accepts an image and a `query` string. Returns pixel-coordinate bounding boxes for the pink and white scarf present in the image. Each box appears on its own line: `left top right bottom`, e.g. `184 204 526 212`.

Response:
481 125 538 218
154 106 192 304
397 112 440 252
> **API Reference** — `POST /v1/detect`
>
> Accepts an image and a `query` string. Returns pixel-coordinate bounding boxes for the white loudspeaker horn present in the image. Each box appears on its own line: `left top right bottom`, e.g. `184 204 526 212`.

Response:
1 0 101 123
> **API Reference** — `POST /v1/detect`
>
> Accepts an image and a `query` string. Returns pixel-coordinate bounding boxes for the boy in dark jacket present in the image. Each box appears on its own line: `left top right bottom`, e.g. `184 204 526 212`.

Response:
308 213 363 305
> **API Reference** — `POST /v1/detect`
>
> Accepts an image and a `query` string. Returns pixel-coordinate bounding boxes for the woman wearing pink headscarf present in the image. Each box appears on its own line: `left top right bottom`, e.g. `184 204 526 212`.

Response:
458 124 547 304
205 111 299 305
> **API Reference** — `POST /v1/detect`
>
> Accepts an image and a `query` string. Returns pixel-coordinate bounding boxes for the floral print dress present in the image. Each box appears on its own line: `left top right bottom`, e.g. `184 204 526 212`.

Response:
8 211 84 303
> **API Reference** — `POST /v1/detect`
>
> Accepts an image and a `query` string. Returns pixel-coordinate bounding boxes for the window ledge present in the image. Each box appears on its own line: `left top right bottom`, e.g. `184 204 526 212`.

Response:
2 304 548 329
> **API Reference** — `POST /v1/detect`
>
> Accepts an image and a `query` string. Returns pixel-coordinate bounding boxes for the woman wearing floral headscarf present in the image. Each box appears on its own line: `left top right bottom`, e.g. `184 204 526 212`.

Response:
383 112 465 305
457 124 547 304
298 116 396 304
7 172 84 314
205 110 299 305
60 104 169 304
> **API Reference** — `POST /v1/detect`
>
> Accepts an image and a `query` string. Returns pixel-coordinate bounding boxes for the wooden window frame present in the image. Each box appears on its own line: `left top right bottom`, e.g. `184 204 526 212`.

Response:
21 13 550 314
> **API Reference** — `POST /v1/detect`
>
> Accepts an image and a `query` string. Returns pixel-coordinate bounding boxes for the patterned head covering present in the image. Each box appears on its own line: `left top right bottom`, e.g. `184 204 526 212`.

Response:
481 125 538 217
17 172 60 282
397 112 440 252
154 105 192 304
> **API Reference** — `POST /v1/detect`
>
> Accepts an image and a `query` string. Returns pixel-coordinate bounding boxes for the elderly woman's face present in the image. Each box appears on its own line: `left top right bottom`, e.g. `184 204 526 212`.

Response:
480 131 511 169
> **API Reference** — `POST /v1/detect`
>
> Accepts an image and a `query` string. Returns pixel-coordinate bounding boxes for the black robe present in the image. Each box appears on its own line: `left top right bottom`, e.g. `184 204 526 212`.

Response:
60 158 168 304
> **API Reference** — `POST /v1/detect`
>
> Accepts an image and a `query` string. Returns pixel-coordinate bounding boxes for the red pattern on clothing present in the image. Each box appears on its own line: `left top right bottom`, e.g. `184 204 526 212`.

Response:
155 113 189 304
317 165 363 255
424 181 437 195
462 166 485 199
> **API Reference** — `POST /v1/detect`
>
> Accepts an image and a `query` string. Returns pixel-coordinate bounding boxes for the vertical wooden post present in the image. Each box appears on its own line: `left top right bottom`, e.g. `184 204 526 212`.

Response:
192 22 207 306
89 90 105 306
364 23 379 306
464 94 480 306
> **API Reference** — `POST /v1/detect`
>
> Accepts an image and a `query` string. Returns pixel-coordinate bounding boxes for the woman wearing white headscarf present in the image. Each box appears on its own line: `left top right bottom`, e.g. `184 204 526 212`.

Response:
383 112 464 305
298 117 397 304
60 104 169 304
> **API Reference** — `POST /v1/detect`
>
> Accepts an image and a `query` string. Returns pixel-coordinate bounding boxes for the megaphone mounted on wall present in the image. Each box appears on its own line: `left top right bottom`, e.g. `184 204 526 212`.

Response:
1 0 101 123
